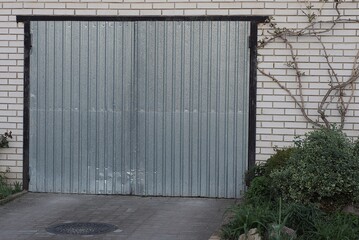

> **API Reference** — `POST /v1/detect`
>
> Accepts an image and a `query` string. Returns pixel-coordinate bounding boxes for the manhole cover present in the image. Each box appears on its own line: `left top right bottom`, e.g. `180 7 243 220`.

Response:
46 222 118 235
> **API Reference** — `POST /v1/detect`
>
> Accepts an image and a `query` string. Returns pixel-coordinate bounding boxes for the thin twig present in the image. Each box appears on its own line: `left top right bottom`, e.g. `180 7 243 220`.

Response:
258 68 321 127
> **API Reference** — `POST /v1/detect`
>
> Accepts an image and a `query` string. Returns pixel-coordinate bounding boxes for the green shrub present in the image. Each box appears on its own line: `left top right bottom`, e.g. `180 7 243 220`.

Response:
245 176 277 204
282 203 322 237
245 164 265 187
222 128 359 239
244 147 294 204
354 138 359 157
221 202 359 240
271 127 359 210
264 147 294 176
245 147 294 187
310 212 359 240
221 201 322 240
221 203 274 240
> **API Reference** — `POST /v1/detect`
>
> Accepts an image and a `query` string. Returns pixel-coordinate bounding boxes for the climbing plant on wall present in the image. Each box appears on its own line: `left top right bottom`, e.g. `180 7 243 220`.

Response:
258 0 359 129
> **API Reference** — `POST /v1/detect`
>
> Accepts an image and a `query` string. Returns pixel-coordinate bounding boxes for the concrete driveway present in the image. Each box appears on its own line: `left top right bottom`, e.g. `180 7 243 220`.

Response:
0 193 234 240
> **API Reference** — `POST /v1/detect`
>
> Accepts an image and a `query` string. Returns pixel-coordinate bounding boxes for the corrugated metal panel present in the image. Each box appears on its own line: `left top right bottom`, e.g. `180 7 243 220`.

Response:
29 20 250 198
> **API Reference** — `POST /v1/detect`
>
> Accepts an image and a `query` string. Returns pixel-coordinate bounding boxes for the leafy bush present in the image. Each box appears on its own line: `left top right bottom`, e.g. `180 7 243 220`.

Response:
222 201 323 240
221 200 359 240
245 164 265 187
245 147 294 204
222 128 359 239
354 138 359 157
263 148 294 176
221 203 274 240
245 147 294 187
282 203 322 237
271 127 359 210
310 212 359 240
245 176 273 203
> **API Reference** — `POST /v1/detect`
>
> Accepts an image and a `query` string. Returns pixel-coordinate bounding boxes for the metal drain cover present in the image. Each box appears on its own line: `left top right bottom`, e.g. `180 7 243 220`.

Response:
46 222 118 235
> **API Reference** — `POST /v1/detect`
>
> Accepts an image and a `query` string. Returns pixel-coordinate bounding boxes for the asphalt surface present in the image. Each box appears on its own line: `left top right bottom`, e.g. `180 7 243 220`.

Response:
0 192 234 240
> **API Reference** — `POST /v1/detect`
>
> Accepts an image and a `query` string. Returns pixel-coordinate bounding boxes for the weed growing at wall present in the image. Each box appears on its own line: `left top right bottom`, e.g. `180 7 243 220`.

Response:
0 131 12 148
0 168 22 200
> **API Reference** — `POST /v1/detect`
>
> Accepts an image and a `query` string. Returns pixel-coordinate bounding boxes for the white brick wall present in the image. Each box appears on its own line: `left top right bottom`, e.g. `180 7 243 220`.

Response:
255 1 359 160
0 0 358 182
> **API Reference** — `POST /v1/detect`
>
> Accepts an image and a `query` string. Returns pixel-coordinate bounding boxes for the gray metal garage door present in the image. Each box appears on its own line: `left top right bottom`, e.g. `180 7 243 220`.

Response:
29 20 250 198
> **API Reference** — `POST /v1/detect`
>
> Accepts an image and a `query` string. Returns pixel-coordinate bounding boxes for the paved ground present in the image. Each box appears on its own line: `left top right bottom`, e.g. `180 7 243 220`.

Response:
0 193 234 240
